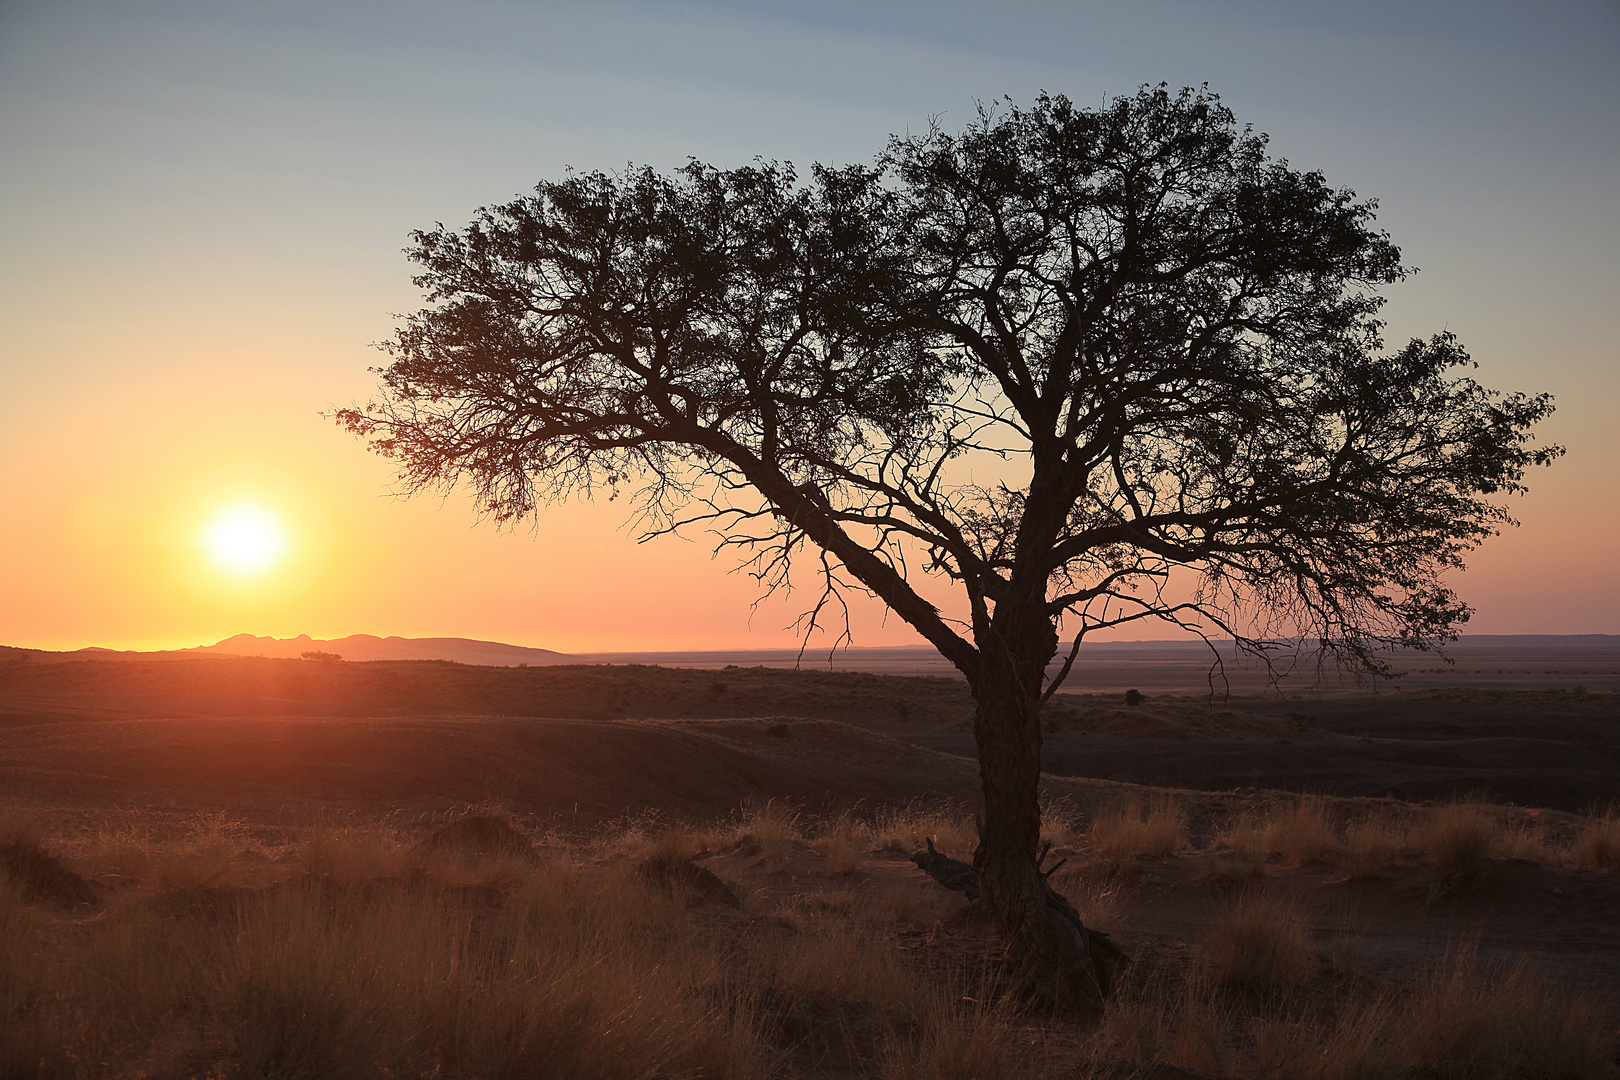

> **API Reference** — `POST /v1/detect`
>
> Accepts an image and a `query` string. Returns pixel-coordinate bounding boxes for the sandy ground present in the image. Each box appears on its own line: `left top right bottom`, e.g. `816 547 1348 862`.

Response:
2 654 1617 1047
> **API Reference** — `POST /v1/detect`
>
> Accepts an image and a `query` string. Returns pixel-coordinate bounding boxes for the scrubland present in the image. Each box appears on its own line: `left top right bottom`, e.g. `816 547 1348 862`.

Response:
3 795 1616 1079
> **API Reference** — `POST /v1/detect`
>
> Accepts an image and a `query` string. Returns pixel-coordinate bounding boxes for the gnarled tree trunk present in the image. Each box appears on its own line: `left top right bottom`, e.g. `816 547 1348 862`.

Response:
968 624 1108 1011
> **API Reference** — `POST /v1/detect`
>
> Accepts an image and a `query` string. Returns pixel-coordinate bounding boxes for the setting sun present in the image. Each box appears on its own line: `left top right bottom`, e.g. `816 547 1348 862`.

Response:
200 502 289 579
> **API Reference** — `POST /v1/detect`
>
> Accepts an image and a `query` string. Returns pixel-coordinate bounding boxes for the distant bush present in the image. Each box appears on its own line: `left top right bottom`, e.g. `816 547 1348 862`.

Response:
300 651 342 662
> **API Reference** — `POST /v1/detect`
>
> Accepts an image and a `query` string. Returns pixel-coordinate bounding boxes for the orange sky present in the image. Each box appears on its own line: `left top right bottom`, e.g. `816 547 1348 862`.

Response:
2 2 1616 654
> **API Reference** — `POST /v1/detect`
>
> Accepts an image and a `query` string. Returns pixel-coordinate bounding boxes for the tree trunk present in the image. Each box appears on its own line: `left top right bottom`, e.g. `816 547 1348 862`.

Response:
969 633 1107 1011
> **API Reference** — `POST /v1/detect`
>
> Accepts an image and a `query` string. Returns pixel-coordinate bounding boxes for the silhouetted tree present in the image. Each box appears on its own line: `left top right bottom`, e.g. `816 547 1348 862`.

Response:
339 86 1557 1007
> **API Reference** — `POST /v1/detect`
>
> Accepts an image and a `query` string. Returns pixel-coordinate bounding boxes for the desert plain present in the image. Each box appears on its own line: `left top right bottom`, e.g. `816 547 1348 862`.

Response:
1 640 1617 1078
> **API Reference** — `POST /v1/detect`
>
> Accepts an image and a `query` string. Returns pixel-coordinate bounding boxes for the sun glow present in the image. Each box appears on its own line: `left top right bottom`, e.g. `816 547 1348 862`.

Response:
200 502 290 578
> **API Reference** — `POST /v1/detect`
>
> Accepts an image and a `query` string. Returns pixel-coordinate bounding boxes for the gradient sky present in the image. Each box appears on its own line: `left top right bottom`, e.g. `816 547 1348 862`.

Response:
2 0 1616 653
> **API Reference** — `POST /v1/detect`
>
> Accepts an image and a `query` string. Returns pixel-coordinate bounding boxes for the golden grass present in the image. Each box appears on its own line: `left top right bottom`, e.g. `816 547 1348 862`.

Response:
874 881 960 925
1264 797 1337 864
754 921 924 1020
869 802 977 859
1167 997 1233 1075
1047 864 1129 937
3 802 1616 1079
737 800 803 870
1084 797 1186 866
1387 952 1612 1078
1199 887 1313 991
1494 817 1559 863
1098 980 1171 1067
811 815 868 876
884 989 1034 1080
1257 953 1614 1080
1335 815 1407 878
1571 807 1620 868
1205 813 1271 886
1419 803 1496 900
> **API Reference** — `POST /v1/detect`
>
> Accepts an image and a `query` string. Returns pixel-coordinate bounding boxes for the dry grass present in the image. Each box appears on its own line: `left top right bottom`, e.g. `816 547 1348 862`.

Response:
874 882 960 925
811 814 868 877
1168 996 1233 1075
1335 815 1407 878
3 802 1617 1080
1494 817 1559 863
737 800 803 870
1264 797 1337 864
1386 952 1612 1078
1206 813 1271 886
1047 864 1129 937
1571 806 1620 868
1418 803 1496 900
869 802 977 859
3 835 761 1080
1256 952 1614 1080
754 921 924 1021
1099 986 1172 1068
1199 886 1314 992
1084 796 1186 867
883 989 1035 1080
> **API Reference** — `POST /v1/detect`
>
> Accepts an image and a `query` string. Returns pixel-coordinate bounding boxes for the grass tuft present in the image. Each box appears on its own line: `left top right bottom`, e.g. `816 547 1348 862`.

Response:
1085 797 1186 867
1571 807 1620 868
1335 816 1406 879
1265 797 1337 864
1419 803 1495 901
1199 887 1312 991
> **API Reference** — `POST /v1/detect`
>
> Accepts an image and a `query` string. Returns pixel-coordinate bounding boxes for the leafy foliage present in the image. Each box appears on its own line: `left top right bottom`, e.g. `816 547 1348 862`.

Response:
342 86 1555 682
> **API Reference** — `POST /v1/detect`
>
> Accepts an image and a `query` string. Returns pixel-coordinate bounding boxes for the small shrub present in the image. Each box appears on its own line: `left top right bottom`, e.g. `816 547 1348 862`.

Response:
1124 689 1144 706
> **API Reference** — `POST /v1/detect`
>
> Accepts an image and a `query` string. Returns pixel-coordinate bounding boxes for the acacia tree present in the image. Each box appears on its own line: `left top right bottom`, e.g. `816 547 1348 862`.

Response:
339 86 1556 1005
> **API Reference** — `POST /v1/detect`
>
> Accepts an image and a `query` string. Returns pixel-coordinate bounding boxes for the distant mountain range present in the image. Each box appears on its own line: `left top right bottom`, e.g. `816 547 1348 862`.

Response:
7 634 578 666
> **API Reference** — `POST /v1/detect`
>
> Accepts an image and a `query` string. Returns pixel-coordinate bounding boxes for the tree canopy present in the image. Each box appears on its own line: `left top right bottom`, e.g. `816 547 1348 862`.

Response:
340 85 1557 1005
